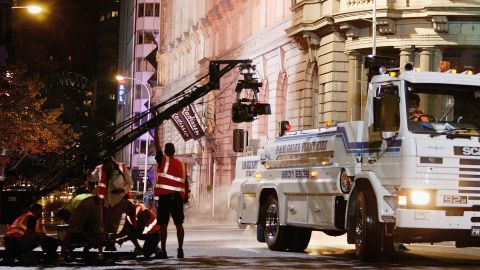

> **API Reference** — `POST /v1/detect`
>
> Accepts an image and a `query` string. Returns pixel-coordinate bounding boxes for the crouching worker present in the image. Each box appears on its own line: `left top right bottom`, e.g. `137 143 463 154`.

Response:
56 192 104 263
3 203 58 265
117 200 160 258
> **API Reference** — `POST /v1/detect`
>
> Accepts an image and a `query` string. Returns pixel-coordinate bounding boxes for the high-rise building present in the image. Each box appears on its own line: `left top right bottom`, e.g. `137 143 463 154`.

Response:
117 0 159 190
94 0 121 130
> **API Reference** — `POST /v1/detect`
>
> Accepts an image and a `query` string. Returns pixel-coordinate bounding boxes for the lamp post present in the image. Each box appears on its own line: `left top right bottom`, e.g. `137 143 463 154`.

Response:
116 75 152 193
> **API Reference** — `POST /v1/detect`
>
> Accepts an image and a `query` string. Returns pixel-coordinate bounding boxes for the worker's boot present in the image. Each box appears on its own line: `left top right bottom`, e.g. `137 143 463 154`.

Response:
177 248 184 259
3 237 16 265
156 249 167 259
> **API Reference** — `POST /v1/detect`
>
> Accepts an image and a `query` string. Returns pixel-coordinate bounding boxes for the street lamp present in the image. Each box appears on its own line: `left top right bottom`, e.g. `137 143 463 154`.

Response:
115 75 153 193
11 5 43 14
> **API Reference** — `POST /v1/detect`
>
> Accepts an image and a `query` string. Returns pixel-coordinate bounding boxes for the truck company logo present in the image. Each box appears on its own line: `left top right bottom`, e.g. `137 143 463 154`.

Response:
276 140 327 155
454 146 480 156
242 160 259 170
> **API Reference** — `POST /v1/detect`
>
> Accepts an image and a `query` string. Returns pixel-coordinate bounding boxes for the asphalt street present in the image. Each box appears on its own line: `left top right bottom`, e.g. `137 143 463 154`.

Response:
2 215 480 269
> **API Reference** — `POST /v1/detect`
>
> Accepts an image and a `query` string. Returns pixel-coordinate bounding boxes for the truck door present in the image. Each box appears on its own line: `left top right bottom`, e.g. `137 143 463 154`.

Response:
362 82 402 184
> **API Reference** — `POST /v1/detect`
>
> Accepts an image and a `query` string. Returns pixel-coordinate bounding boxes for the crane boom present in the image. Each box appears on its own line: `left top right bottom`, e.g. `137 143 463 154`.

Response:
37 60 252 198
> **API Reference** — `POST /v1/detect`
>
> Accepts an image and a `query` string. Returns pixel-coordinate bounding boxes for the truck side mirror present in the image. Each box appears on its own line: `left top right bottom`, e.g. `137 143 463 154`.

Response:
373 97 382 132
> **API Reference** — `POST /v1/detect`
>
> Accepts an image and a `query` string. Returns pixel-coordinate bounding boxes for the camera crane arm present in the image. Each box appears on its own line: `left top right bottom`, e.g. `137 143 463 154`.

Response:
36 59 252 198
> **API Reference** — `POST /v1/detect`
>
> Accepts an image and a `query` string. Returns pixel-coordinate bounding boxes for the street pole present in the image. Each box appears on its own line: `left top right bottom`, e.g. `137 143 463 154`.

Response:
116 75 152 193
372 0 377 57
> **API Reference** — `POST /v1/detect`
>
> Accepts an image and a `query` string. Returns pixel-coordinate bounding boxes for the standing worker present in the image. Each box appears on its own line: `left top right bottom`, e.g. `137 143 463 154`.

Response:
153 126 189 259
3 203 58 265
90 156 133 250
117 200 160 258
56 190 104 263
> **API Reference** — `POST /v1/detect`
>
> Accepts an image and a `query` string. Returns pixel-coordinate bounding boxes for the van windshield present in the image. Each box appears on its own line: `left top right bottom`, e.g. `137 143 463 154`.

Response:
406 83 480 136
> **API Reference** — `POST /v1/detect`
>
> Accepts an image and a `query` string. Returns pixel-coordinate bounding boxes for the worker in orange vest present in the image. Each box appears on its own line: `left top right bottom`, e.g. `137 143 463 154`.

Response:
3 203 58 265
117 200 160 258
90 156 133 250
153 126 189 259
408 93 429 122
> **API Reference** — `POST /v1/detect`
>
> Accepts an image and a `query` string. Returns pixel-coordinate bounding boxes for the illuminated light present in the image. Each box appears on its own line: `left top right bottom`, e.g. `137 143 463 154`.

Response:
27 5 42 14
415 67 421 72
324 120 332 127
398 195 407 206
321 160 332 166
451 69 457 74
389 71 397 77
410 190 430 205
255 173 262 180
310 171 318 178
462 70 474 75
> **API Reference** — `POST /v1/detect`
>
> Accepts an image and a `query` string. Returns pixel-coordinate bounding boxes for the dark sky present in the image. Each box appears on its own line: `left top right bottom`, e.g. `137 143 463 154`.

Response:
18 0 99 76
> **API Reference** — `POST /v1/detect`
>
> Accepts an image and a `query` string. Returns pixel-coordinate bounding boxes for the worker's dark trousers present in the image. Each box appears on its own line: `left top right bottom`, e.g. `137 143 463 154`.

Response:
3 233 58 263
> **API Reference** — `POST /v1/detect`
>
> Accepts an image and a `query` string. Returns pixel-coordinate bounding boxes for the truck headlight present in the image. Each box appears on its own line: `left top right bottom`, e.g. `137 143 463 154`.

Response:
410 190 430 205
398 189 435 209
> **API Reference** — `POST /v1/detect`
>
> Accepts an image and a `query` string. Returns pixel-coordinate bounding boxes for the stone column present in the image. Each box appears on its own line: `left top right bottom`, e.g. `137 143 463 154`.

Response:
419 47 436 72
398 46 415 72
347 51 362 121
433 48 443 72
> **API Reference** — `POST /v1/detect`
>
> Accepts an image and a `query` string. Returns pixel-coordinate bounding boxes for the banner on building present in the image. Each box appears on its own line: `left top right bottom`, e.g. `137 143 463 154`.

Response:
171 105 206 141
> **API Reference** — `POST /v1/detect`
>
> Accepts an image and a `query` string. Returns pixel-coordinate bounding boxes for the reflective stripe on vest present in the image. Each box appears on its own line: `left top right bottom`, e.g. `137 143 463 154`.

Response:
6 211 40 237
154 156 185 197
126 203 159 234
97 162 126 199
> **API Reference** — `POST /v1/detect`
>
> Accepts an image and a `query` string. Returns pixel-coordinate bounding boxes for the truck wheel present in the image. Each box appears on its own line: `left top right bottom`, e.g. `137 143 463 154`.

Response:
354 191 382 261
261 193 289 251
287 227 312 252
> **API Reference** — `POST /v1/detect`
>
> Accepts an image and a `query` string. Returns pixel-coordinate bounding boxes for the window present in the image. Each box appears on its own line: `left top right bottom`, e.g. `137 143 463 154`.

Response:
374 84 400 132
134 140 147 154
137 31 144 44
137 31 156 45
138 3 144 17
145 3 154 16
136 58 155 72
112 10 118 17
99 15 105 22
135 85 143 99
406 83 480 135
154 3 160 16
107 93 116 100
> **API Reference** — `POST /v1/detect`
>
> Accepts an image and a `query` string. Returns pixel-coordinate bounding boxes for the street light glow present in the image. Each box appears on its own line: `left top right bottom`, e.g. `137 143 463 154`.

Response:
115 75 126 81
12 5 43 14
27 5 42 14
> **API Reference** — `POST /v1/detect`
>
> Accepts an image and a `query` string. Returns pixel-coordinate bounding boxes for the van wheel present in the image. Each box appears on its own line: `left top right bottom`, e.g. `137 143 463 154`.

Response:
354 191 382 261
287 227 312 252
261 193 288 251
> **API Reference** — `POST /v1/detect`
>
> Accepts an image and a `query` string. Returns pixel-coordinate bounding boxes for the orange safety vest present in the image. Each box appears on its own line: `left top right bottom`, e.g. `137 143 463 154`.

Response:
6 211 42 238
154 156 185 199
126 202 160 234
96 162 127 200
410 110 428 122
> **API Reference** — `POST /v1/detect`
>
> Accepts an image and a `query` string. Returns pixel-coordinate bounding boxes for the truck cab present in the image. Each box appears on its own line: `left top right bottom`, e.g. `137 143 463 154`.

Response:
367 70 480 247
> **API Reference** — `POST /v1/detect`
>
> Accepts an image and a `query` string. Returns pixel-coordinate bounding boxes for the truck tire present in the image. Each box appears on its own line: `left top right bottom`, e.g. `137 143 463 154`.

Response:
354 191 382 261
287 227 312 252
261 193 289 251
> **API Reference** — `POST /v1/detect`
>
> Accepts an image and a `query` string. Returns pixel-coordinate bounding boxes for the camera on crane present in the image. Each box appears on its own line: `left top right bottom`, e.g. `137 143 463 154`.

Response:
231 63 271 123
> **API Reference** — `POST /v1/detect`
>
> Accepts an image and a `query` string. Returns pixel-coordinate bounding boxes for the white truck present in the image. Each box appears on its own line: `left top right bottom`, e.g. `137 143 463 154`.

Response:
234 68 480 260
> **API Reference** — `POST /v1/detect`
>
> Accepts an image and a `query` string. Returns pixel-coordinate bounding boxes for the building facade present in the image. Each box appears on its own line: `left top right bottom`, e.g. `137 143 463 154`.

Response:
155 0 480 214
117 0 160 191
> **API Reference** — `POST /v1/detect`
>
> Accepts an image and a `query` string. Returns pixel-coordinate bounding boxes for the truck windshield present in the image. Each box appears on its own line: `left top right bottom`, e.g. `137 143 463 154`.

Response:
406 82 480 136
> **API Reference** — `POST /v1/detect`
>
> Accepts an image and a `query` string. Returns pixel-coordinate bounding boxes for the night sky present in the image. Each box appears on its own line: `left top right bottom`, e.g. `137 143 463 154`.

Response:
16 0 98 76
